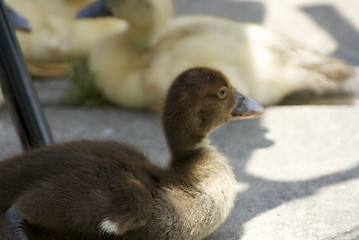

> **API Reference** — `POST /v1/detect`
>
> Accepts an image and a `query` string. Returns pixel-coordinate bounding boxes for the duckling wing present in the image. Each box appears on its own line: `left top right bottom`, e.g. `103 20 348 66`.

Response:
0 140 157 237
18 168 154 237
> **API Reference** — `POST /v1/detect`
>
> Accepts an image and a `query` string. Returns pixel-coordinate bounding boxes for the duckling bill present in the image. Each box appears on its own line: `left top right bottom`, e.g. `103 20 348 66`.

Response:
231 89 263 120
6 5 32 31
76 0 112 18
0 67 263 240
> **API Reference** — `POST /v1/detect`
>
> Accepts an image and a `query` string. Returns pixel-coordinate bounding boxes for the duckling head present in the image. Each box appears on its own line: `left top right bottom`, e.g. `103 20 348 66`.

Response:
109 0 172 26
162 67 263 159
77 0 173 33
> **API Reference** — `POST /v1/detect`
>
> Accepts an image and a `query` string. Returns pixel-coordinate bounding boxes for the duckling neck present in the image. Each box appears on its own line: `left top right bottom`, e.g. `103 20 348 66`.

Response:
165 129 209 163
121 1 173 48
124 25 160 47
162 109 211 162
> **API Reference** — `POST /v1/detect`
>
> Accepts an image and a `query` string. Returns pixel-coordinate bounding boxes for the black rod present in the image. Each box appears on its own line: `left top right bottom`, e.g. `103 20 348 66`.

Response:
0 2 54 239
0 0 54 150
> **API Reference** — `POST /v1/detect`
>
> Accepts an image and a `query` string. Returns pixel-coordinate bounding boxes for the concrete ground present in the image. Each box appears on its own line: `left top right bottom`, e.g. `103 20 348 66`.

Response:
1 0 359 239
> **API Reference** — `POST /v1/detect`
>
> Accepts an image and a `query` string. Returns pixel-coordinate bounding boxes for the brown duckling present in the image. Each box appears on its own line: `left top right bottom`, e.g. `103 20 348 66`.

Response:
0 67 263 240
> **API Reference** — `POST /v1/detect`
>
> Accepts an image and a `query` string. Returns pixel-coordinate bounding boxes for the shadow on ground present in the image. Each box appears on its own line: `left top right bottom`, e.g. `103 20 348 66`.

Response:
207 117 359 239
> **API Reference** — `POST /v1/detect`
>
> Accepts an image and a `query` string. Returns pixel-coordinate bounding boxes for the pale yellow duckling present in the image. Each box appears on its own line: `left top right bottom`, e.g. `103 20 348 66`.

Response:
5 0 126 77
79 0 355 109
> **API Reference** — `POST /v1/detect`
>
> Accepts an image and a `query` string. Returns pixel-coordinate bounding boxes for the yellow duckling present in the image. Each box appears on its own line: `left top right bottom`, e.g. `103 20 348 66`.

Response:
78 0 355 109
5 0 126 77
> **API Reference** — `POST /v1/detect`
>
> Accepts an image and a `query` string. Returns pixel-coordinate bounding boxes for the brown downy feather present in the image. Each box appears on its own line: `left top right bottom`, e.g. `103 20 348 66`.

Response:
0 67 260 240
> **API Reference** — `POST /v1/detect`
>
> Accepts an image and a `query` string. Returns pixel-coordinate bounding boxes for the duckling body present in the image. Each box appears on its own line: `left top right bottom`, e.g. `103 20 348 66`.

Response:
148 16 355 106
4 140 235 240
81 0 354 109
5 0 126 76
0 68 263 239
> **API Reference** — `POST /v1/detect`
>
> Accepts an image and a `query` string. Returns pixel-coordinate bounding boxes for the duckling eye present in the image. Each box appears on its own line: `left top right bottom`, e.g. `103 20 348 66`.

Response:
217 86 228 99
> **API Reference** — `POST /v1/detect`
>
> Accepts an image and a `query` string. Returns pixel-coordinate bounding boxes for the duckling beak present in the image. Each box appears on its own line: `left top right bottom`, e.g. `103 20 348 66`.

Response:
76 0 112 18
7 6 32 32
231 89 264 120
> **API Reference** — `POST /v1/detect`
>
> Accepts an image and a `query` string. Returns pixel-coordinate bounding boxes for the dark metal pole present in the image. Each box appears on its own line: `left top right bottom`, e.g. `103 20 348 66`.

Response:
0 1 54 239
0 0 53 150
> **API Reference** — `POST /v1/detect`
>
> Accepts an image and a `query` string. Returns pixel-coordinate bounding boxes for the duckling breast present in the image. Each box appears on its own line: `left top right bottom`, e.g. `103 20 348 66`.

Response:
126 146 237 240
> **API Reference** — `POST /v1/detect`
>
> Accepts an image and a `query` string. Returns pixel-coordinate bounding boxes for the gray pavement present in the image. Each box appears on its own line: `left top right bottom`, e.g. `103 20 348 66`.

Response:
1 0 359 239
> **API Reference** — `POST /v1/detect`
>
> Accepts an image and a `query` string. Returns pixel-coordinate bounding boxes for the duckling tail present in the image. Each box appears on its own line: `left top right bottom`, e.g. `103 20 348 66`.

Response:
302 57 358 95
303 56 355 81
